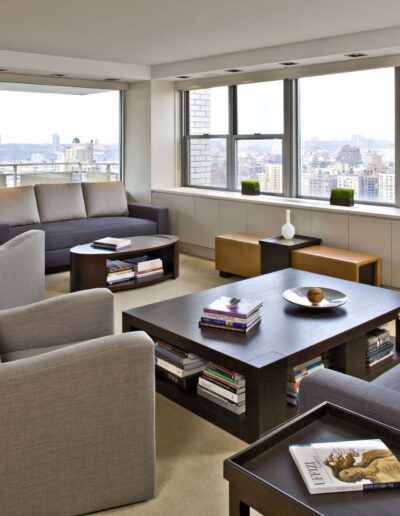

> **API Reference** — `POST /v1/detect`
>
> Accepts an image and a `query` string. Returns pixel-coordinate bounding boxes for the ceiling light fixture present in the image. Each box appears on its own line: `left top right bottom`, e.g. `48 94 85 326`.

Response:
279 62 298 66
176 75 191 79
50 73 66 77
104 77 119 81
225 69 243 73
345 53 368 58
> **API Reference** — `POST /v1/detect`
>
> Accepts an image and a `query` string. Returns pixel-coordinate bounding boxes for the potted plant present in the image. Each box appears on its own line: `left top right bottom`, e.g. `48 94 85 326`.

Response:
330 188 354 207
241 179 260 196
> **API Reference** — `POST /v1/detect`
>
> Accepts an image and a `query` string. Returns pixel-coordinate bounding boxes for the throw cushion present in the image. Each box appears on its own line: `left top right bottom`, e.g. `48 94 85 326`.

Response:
0 186 40 226
82 181 128 217
35 183 87 222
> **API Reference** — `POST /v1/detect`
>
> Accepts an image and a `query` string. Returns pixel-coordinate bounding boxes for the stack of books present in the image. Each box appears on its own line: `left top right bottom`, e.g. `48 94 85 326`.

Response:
366 327 394 367
155 340 207 391
126 256 164 279
197 362 246 415
106 259 135 285
287 356 324 406
199 296 262 333
92 237 131 250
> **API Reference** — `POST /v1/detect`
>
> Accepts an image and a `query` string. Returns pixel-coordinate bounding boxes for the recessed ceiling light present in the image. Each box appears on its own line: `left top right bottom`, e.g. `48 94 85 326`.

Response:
279 62 298 66
0 68 7 72
176 75 191 79
104 77 119 81
50 73 66 77
345 53 368 58
225 69 243 73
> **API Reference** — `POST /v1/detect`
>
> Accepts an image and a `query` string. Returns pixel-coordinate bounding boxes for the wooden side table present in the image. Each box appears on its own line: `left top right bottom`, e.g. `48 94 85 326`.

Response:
259 235 321 274
224 402 400 516
215 232 268 278
291 245 381 286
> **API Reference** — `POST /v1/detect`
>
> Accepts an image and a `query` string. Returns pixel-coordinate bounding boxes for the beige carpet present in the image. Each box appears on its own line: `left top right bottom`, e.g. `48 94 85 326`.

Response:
45 255 257 516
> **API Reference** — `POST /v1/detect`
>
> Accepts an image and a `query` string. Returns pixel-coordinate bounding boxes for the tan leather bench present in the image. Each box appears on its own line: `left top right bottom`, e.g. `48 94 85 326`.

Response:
291 245 381 286
215 232 268 278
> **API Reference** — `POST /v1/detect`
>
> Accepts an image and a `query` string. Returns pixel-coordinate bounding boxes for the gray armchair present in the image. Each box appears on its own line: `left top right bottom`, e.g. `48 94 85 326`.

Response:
0 229 45 310
299 366 400 429
0 288 155 516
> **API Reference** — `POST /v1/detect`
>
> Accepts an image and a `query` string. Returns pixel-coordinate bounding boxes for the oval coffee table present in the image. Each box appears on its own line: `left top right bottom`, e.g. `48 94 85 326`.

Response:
70 234 179 292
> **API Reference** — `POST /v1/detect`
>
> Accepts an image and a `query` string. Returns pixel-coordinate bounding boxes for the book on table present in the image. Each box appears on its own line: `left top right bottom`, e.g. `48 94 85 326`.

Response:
290 439 400 494
366 327 394 367
287 356 324 406
199 296 262 333
106 259 135 285
155 340 206 384
92 237 131 250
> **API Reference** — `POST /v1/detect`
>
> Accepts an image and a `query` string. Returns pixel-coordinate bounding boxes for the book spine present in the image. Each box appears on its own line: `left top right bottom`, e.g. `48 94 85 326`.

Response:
363 481 400 490
155 357 184 378
205 366 243 384
198 377 245 403
200 317 247 329
201 312 255 323
203 308 248 319
203 371 245 389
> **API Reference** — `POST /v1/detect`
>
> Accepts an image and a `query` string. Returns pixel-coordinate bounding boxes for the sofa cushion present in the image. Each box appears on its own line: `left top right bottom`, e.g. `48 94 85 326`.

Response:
11 217 157 251
372 364 400 392
82 181 128 217
35 183 87 222
0 186 40 226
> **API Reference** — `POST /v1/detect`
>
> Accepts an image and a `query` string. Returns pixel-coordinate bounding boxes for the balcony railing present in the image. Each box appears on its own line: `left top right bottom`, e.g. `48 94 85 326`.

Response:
0 161 120 187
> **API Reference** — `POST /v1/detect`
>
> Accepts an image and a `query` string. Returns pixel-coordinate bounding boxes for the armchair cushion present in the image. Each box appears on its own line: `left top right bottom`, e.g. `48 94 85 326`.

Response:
35 183 87 222
82 181 129 217
0 185 40 226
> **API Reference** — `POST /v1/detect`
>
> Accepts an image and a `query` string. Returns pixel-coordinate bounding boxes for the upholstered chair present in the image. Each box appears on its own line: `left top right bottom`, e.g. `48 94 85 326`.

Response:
0 288 155 515
0 229 45 309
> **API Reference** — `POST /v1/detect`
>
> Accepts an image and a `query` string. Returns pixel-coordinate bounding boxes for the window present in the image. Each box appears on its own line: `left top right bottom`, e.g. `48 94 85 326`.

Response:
0 87 121 187
299 68 395 204
184 81 284 193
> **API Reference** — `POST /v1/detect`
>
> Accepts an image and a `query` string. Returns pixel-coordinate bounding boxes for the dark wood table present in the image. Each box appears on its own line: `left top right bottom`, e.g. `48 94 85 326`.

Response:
260 235 321 274
123 268 400 442
70 234 179 292
224 402 400 516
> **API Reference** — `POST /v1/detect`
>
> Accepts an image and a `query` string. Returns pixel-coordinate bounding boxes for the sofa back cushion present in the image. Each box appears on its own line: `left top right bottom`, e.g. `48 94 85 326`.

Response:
0 186 40 226
82 181 128 218
35 183 87 222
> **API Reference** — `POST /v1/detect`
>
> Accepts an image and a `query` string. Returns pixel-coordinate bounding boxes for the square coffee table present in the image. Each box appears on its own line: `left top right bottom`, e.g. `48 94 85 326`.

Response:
123 268 400 442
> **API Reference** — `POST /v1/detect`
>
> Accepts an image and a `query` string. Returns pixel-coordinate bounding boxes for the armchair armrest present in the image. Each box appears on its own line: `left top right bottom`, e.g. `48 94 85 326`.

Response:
0 288 114 355
0 331 155 515
0 222 11 245
299 368 400 429
128 202 169 234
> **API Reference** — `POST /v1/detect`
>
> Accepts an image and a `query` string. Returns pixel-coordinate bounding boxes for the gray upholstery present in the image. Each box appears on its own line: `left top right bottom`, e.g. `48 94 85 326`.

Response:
0 230 45 310
11 216 157 252
0 288 155 515
0 185 40 226
35 183 87 222
82 181 129 217
299 366 400 430
0 222 11 246
128 202 169 234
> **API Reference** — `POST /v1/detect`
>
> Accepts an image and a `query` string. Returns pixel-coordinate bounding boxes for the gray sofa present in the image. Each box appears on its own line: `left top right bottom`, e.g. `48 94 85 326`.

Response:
0 288 155 515
299 366 400 429
0 181 169 271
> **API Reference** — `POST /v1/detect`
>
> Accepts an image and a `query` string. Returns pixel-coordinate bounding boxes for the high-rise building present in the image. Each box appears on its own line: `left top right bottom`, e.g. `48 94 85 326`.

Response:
64 138 94 163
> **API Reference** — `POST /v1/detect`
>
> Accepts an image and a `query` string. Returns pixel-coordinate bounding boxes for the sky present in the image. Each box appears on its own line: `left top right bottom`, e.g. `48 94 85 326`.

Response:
204 67 394 142
0 89 120 144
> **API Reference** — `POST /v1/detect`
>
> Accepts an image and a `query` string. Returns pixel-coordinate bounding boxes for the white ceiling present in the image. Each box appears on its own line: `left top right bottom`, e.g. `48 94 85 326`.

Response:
1 0 400 80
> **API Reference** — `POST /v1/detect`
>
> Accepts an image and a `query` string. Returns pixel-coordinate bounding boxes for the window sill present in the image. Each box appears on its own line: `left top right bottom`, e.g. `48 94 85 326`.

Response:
152 187 400 220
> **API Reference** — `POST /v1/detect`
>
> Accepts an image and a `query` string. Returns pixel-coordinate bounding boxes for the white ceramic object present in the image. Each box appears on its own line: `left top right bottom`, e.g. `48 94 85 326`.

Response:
281 209 295 240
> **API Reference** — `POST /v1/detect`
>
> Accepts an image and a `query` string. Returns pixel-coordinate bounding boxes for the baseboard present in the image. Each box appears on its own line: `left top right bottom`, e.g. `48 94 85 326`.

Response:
180 243 215 261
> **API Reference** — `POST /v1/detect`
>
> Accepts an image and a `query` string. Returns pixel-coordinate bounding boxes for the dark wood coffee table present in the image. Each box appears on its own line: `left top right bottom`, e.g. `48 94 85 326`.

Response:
122 268 400 442
224 402 400 516
70 234 179 292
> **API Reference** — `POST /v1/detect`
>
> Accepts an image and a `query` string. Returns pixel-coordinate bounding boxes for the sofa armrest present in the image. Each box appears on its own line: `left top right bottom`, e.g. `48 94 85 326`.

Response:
0 288 114 355
128 202 169 234
299 368 400 429
0 222 11 245
0 331 155 515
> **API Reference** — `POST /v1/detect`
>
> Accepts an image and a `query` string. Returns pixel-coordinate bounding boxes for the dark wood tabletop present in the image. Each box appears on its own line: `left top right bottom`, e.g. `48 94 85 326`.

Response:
123 268 400 372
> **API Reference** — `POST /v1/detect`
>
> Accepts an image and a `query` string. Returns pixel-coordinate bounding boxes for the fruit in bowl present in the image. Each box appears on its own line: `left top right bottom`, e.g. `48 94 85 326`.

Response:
307 287 324 305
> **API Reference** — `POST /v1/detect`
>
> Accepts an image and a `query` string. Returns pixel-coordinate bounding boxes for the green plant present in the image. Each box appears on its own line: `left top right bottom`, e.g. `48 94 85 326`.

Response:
241 179 260 191
330 188 354 200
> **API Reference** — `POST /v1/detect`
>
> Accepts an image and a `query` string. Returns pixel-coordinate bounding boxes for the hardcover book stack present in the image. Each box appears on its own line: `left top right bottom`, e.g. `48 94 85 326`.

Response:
199 296 262 333
197 362 246 415
366 327 394 367
287 356 324 406
128 256 164 279
155 340 206 391
92 237 131 250
106 259 135 285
